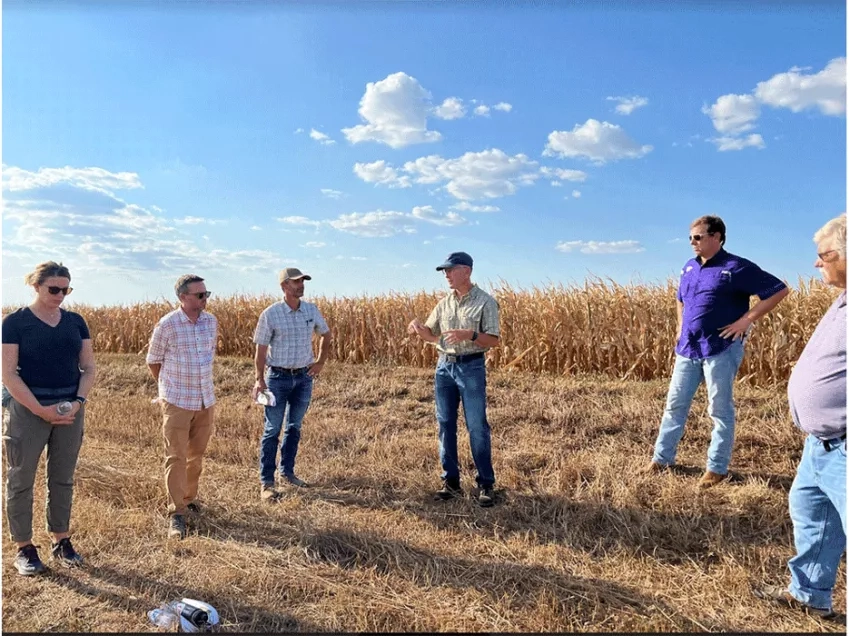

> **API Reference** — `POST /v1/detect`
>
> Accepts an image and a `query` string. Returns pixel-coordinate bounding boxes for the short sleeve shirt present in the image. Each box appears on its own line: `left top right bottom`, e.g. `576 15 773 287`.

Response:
2 307 90 390
425 285 500 356
676 249 786 359
145 309 217 410
253 300 330 368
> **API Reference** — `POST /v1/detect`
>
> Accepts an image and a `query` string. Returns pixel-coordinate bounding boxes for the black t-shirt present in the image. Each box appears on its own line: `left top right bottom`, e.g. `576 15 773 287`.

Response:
2 307 91 389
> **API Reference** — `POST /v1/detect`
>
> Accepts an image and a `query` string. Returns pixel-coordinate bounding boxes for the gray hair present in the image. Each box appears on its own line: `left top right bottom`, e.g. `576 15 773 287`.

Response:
24 261 71 286
814 213 846 259
174 274 205 298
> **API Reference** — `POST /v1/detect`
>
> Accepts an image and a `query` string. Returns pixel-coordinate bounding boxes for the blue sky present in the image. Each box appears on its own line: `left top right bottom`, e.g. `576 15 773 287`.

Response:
2 1 846 307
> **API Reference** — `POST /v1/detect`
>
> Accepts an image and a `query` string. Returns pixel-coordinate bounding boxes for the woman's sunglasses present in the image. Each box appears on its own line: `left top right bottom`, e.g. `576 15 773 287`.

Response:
46 286 73 296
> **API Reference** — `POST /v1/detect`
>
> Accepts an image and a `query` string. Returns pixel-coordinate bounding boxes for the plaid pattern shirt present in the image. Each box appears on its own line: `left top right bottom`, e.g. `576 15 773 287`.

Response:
146 308 217 410
253 300 330 368
426 284 500 356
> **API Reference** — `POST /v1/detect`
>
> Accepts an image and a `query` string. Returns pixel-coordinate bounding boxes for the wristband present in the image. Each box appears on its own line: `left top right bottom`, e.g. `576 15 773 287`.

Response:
75 396 87 405
471 330 479 342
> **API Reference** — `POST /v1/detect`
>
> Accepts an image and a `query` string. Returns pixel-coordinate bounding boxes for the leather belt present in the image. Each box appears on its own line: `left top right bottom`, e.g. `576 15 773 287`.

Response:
269 366 310 374
441 352 485 364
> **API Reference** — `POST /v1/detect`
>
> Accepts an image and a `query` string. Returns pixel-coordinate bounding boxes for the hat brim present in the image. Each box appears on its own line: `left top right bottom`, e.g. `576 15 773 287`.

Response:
289 275 312 281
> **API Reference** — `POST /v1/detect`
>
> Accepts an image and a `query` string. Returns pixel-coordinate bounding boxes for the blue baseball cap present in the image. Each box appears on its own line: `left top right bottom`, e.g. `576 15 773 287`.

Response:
436 251 473 271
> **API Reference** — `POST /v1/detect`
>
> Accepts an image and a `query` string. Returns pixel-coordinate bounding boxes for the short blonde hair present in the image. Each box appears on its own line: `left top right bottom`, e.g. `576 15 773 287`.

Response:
814 213 846 258
24 261 71 286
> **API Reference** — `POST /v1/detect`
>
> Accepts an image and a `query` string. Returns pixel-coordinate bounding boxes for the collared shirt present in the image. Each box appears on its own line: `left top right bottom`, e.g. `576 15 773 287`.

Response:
253 300 330 368
787 290 846 440
676 249 786 359
146 309 217 410
425 284 500 356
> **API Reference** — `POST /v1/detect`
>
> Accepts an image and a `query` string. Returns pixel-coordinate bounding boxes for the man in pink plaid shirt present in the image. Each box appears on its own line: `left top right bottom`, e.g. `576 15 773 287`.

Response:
146 274 217 540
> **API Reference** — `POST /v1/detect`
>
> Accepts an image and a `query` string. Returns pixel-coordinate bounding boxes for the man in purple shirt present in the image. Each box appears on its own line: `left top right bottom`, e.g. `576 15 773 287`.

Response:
645 215 789 487
755 214 846 621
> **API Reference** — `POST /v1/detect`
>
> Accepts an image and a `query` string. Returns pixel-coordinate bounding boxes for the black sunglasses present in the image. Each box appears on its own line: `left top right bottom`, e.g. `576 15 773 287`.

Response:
47 286 73 296
188 291 212 299
689 232 715 242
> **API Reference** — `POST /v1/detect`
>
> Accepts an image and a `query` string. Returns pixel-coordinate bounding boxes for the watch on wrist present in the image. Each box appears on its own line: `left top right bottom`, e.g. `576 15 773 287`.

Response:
471 330 479 342
75 396 87 405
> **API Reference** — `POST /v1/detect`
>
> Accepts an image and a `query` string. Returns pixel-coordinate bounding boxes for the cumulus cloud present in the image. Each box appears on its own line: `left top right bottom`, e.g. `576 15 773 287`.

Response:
309 129 336 145
353 160 411 188
276 216 324 229
540 167 588 183
2 165 279 278
433 97 466 120
755 57 845 115
303 241 327 248
543 119 653 164
709 134 766 152
449 201 500 213
473 105 491 117
555 240 645 254
702 94 761 134
341 72 442 148
571 190 582 198
328 210 417 238
410 205 466 226
493 102 513 112
606 95 649 115
320 188 345 199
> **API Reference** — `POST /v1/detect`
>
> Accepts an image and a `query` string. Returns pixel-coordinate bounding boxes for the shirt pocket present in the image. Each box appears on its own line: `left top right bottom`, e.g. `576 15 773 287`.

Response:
459 306 484 331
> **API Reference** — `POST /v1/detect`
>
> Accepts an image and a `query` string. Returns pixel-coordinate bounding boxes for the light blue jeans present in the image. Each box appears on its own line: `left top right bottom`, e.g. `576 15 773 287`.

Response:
787 434 847 611
652 340 745 474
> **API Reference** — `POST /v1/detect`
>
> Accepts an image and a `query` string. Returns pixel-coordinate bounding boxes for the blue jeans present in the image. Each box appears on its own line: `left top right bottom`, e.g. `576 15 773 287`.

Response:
787 434 847 610
434 356 495 488
259 368 313 485
652 340 745 474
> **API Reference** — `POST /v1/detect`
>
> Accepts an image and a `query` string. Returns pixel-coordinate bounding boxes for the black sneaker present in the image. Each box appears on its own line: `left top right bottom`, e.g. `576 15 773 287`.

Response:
435 479 462 501
14 544 47 576
478 486 495 508
168 514 187 540
51 537 84 567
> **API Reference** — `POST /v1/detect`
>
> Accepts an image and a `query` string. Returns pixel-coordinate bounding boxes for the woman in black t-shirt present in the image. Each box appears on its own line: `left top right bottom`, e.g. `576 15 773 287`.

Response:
1 261 96 576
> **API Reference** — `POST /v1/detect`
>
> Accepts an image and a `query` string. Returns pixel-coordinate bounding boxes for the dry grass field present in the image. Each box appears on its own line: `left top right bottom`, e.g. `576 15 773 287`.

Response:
2 353 845 632
56 279 839 387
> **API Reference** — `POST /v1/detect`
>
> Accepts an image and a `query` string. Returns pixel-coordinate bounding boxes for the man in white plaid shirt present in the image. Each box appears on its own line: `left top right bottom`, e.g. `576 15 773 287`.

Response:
252 267 332 500
146 274 217 540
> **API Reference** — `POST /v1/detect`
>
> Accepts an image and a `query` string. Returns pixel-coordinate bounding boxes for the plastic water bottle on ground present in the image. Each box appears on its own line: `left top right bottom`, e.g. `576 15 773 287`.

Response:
147 603 180 630
56 401 74 415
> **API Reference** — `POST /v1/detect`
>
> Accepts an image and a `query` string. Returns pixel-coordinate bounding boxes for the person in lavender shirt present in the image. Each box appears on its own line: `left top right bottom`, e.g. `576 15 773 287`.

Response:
644 215 789 487
754 214 846 621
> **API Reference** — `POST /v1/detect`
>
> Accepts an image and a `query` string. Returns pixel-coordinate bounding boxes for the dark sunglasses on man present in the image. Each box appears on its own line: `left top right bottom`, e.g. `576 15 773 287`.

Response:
189 291 212 300
46 286 73 296
689 232 716 242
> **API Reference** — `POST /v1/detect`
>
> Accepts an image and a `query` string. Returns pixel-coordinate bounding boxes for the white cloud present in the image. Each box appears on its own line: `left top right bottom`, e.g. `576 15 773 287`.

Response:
449 201 500 213
571 190 582 198
701 94 761 134
353 160 411 188
328 210 417 238
433 97 466 120
473 105 491 117
540 167 588 183
555 240 645 254
174 216 226 226
250 226 262 231
410 205 466 226
2 165 143 195
606 95 649 115
341 72 442 148
294 128 304 134
309 129 336 146
709 134 766 152
320 188 345 199
543 119 653 164
493 102 513 112
402 148 540 200
754 57 845 115
551 181 562 187
303 241 327 248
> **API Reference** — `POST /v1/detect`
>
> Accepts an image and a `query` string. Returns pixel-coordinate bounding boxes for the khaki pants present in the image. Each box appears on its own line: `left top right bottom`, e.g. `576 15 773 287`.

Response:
3 399 84 543
162 402 214 516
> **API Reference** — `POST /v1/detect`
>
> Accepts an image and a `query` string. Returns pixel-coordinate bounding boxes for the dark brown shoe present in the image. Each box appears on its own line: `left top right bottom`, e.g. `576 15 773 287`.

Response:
753 585 839 621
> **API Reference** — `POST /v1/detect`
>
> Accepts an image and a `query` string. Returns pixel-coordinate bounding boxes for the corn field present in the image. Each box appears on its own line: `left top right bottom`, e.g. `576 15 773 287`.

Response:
7 278 838 387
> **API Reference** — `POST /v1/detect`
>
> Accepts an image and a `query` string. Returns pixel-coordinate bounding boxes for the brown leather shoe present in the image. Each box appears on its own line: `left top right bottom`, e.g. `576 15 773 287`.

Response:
260 484 280 502
642 461 668 474
753 585 839 620
697 470 727 488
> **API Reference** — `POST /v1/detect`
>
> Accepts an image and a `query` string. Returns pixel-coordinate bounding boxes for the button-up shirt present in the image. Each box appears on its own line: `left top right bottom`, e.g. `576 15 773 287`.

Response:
426 284 500 356
676 249 786 359
253 300 330 368
146 309 217 410
787 290 846 440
